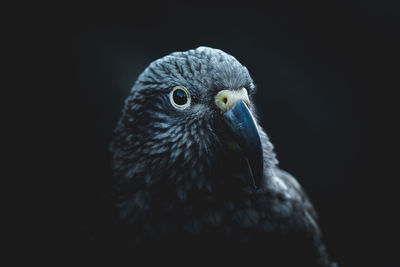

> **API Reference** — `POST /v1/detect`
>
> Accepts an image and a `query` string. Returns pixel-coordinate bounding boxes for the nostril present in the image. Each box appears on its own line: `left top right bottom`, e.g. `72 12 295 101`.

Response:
215 90 233 112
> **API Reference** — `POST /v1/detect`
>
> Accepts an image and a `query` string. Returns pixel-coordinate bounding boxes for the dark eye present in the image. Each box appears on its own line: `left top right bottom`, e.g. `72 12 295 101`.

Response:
173 89 187 105
169 86 191 110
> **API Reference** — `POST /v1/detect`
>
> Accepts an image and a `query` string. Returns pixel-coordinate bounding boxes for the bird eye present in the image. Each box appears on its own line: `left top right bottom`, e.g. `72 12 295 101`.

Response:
169 86 191 110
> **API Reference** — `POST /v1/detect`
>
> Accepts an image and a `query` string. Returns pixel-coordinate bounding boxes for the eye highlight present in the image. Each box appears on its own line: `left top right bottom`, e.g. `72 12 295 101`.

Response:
169 86 191 110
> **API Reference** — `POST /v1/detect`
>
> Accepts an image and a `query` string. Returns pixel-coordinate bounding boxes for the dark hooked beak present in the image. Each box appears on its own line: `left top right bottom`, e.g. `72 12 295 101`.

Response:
223 100 264 189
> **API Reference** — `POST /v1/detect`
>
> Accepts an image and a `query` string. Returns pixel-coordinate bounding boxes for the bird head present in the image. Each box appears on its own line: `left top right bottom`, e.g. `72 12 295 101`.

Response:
110 47 277 203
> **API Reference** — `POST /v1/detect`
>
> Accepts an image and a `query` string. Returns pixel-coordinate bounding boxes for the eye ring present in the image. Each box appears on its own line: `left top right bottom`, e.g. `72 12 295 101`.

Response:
169 86 191 110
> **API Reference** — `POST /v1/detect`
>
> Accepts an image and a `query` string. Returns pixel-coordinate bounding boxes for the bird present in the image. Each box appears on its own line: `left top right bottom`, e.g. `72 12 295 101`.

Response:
109 46 337 266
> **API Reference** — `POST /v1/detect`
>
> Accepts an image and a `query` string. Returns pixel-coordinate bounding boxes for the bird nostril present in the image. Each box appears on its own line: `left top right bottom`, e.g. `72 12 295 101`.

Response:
215 90 234 112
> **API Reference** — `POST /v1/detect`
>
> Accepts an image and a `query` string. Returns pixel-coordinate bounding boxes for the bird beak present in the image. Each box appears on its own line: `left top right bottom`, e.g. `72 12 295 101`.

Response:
221 98 264 190
223 100 263 189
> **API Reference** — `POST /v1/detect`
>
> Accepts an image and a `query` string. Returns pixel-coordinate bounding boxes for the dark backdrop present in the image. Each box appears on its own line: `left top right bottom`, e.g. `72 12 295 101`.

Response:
65 1 398 266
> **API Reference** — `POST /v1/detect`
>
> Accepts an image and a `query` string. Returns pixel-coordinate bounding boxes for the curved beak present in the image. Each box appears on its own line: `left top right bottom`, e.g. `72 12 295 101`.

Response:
223 100 264 189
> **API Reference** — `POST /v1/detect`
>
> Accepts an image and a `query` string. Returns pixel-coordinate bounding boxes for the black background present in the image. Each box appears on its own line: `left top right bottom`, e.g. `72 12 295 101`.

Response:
64 1 398 266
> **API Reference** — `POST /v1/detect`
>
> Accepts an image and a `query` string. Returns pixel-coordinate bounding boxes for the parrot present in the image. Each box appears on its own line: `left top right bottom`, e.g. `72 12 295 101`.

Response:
109 46 337 266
